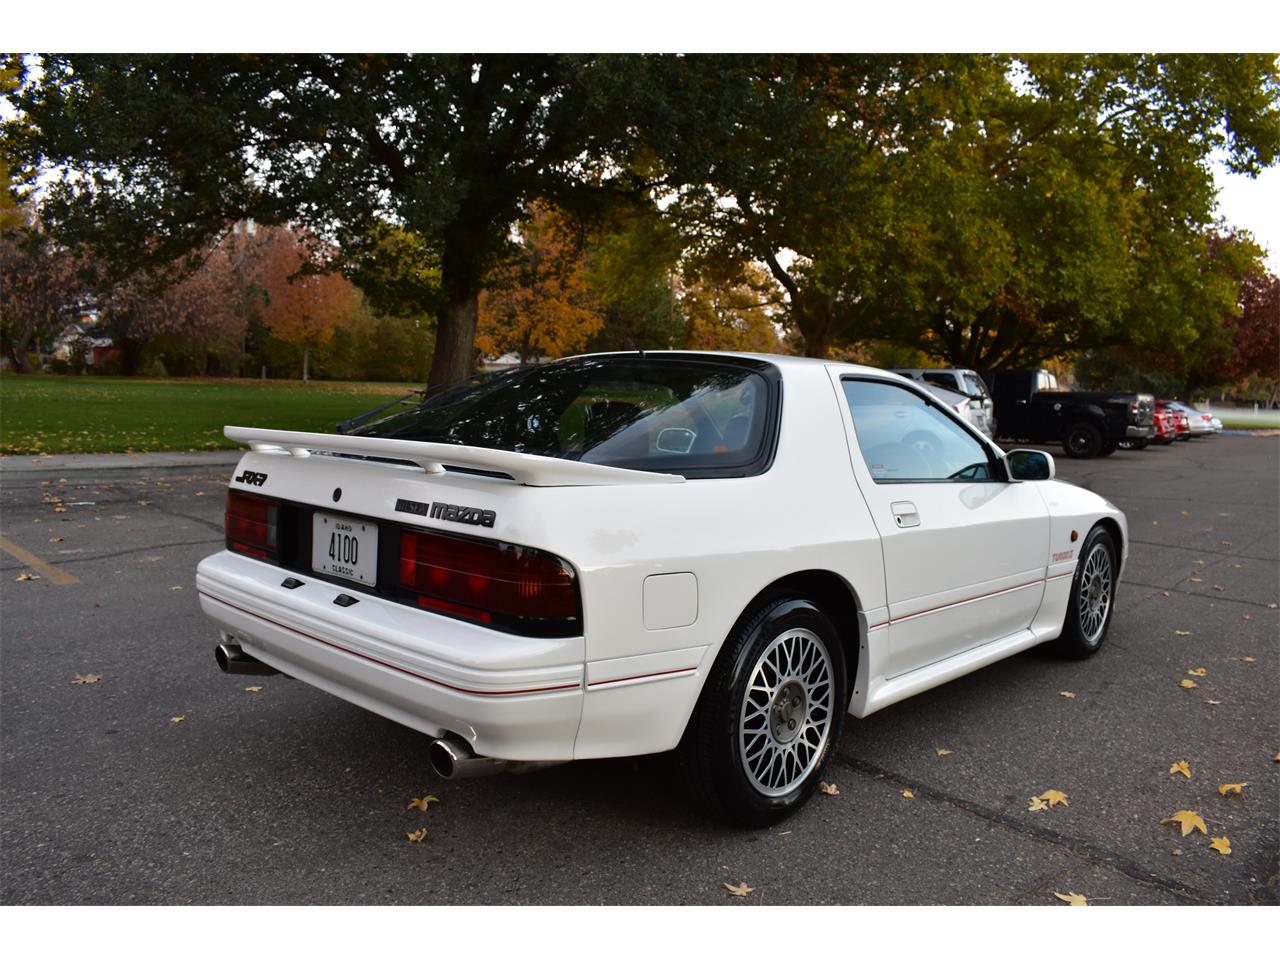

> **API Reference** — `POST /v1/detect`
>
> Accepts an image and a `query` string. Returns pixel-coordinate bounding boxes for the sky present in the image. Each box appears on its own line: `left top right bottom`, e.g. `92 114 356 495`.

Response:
1213 163 1280 271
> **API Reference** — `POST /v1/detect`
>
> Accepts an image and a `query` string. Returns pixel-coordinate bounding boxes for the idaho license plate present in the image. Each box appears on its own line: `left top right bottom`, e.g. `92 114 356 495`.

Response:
312 512 378 586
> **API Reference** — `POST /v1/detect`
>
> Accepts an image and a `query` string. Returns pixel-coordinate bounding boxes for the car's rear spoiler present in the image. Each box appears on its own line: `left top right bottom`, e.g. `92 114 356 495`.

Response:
224 426 685 488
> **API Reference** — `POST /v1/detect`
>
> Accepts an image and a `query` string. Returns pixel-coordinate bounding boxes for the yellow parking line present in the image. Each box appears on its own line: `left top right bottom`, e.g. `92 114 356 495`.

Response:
0 534 81 585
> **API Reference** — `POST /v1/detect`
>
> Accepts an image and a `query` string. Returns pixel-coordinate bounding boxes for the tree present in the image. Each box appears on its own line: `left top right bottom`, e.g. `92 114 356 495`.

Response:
5 55 646 390
682 264 784 353
0 213 86 371
257 226 358 381
99 230 250 375
645 54 1280 363
476 203 602 362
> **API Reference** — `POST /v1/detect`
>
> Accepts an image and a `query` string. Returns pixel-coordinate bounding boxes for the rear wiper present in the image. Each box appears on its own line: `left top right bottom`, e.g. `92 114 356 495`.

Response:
336 389 427 435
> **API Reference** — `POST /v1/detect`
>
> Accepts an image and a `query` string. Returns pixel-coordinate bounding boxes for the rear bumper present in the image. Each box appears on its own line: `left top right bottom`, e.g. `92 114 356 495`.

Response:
196 550 585 760
1126 424 1155 439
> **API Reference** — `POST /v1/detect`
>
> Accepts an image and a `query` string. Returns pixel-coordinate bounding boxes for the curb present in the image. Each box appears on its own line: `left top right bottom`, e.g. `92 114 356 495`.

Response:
0 450 244 483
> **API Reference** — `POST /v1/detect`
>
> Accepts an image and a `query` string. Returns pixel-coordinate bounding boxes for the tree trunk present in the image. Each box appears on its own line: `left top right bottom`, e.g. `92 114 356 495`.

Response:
428 230 484 391
429 289 479 389
303 344 310 383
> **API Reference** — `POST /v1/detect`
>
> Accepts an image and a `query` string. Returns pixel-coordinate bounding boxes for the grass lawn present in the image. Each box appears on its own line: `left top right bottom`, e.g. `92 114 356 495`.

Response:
0 375 419 455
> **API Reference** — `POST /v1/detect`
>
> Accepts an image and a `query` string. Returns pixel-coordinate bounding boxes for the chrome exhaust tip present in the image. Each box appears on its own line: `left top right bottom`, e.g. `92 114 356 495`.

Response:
428 735 566 780
215 642 280 676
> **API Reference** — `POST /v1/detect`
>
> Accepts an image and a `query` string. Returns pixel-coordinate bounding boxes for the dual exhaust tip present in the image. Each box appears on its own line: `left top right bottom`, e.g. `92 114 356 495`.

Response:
214 644 558 780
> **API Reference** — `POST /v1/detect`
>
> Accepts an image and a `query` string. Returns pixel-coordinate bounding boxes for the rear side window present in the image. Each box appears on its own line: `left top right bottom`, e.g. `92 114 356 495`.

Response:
843 379 996 483
921 371 959 391
351 356 778 478
962 373 988 398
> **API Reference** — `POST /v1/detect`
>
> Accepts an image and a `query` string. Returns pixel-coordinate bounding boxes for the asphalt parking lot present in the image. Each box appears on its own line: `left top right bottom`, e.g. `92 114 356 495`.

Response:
1 437 1276 905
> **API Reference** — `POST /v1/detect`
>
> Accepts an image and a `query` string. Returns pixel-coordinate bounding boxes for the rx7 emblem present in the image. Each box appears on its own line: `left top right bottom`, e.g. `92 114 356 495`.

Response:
235 470 269 487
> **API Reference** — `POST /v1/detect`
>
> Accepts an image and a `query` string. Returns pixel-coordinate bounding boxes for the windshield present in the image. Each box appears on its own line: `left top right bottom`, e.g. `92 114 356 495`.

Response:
349 355 778 477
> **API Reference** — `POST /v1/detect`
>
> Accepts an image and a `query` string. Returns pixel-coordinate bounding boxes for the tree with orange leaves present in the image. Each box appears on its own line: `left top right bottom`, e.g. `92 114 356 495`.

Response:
259 226 360 381
476 203 602 362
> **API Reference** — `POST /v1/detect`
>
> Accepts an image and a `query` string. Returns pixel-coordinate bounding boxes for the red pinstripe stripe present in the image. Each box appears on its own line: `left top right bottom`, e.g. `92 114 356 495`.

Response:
586 666 697 689
198 590 580 697
872 567 1075 629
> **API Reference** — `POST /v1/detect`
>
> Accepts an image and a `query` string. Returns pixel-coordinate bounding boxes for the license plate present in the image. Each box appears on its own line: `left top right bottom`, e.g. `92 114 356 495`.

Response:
312 512 378 586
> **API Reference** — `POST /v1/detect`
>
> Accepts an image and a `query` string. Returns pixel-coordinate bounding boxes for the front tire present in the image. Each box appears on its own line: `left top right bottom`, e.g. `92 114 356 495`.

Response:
680 596 847 826
1052 525 1117 658
1063 420 1103 458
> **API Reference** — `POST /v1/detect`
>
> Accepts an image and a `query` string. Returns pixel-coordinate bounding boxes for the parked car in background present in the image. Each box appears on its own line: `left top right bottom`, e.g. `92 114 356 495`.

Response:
919 381 995 438
1165 400 1216 437
891 368 995 438
197 351 1126 825
1155 401 1191 441
981 368 1155 459
1152 407 1176 445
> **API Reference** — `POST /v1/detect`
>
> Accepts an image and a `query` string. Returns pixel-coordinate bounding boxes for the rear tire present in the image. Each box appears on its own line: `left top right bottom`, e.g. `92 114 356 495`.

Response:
1052 525 1117 659
679 596 847 827
1063 421 1103 459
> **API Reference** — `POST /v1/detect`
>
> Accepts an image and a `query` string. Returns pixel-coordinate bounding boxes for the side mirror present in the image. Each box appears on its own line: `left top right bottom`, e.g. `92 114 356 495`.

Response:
1007 448 1055 481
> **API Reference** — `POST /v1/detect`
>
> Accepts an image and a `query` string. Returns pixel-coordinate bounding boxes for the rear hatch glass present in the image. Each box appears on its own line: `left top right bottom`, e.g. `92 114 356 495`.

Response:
347 355 779 478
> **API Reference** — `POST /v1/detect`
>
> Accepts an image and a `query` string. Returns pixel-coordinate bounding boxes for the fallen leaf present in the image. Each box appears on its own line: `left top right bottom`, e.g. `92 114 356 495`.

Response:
1174 629 1192 636
818 781 840 796
1209 836 1232 855
72 673 101 685
1171 847 1182 856
1213 585 1225 592
15 572 41 582
170 716 185 723
1161 810 1207 836
1037 789 1069 807
1235 656 1255 663
1242 613 1252 621
1054 891 1088 906
1218 782 1246 797
405 827 428 843
137 500 152 507
53 507 66 513
724 881 753 897
934 748 953 756
169 585 183 591
1187 667 1207 677
1204 699 1223 705
1180 679 1198 689
1188 577 1203 583
1180 511 1190 518
901 789 914 799
1028 796 1049 812
1058 690 1077 699
1160 591 1170 597
1270 603 1278 609
244 685 263 693
1191 559 1204 565
407 795 440 811
48 536 64 543
1169 760 1191 778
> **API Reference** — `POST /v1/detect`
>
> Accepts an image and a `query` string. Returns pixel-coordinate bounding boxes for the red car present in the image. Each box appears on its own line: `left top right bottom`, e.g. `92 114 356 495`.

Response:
1156 400 1191 441
1151 407 1176 445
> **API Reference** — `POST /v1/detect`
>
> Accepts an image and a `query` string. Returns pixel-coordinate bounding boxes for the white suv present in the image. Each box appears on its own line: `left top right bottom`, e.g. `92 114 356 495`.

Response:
891 368 995 438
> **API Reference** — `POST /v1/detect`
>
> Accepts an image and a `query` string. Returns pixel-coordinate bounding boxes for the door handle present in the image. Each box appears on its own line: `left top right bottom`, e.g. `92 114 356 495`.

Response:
891 501 920 528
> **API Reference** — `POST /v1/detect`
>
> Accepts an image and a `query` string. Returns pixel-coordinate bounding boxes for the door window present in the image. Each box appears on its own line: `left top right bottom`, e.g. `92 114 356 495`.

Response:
843 379 996 483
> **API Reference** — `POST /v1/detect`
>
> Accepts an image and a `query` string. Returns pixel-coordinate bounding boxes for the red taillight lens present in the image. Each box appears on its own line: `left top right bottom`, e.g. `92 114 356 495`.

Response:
226 490 278 561
399 528 579 632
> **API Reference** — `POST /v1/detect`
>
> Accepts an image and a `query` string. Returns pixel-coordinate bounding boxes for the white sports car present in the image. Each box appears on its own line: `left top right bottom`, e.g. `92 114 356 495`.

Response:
197 352 1126 824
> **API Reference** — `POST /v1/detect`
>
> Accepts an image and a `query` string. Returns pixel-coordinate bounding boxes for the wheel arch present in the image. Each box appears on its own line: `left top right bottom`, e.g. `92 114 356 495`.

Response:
716 568 865 700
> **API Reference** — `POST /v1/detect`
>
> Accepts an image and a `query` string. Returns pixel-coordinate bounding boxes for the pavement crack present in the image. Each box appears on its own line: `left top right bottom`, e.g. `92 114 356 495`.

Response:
834 754 1217 905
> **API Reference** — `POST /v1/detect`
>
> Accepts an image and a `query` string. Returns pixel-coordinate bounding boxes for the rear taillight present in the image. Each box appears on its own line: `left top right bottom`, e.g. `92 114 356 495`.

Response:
226 490 278 561
399 527 580 636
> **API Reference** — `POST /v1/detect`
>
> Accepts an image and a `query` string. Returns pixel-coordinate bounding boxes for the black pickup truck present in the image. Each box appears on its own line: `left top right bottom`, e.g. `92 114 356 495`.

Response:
981 368 1156 459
